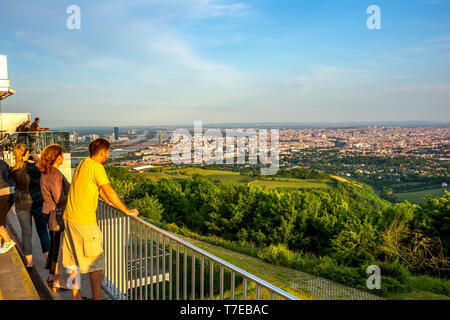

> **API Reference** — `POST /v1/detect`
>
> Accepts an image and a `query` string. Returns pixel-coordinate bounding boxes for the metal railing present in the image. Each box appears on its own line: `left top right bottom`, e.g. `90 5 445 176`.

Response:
97 200 300 300
0 131 70 154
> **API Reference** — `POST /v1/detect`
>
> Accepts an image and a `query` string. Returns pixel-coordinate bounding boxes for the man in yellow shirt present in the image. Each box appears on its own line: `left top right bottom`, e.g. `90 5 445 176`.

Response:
61 138 138 300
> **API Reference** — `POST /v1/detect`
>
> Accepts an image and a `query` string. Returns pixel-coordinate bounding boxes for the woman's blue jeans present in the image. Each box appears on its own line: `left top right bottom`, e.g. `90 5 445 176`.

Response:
16 205 50 256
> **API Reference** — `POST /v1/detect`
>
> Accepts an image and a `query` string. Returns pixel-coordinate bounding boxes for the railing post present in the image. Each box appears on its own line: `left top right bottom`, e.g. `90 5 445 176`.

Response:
162 235 166 300
176 243 179 300
139 222 143 300
191 251 195 300
134 220 138 299
183 247 187 300
243 278 247 300
169 239 173 300
150 229 154 300
200 255 204 300
220 266 224 300
210 261 214 300
145 227 148 300
156 231 160 300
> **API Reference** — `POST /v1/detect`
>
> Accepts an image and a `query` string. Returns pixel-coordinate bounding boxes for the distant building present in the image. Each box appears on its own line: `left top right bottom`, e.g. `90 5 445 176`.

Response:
114 127 119 141
130 165 154 173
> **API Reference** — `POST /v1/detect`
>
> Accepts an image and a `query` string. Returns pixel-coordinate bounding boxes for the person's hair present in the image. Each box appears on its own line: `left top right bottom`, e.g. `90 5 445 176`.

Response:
12 144 29 171
35 117 39 121
89 138 110 156
37 144 63 174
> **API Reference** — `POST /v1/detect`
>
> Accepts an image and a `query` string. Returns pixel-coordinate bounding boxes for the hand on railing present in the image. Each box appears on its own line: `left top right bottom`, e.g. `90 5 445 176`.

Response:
126 208 139 217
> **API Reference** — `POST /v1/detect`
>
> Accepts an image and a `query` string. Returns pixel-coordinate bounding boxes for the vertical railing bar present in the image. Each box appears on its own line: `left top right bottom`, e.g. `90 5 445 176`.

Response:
176 243 179 300
145 227 148 300
108 206 112 292
129 218 133 300
169 239 172 300
162 235 166 300
119 215 127 300
183 247 187 300
231 271 235 300
220 266 224 300
105 205 108 288
112 208 116 297
101 204 105 287
271 291 275 300
150 229 153 300
115 209 119 297
257 284 261 300
210 261 213 300
140 222 143 300
156 231 160 300
124 215 128 300
134 219 138 299
243 278 247 300
191 251 195 300
200 255 204 300
114 209 117 298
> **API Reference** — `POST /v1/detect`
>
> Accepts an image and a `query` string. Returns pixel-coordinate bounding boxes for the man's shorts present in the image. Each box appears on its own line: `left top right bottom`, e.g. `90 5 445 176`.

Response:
61 220 105 274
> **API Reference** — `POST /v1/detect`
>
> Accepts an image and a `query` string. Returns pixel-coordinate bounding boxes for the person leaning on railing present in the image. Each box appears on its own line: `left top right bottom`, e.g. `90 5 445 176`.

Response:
30 117 49 132
60 138 139 300
37 144 70 292
29 117 48 152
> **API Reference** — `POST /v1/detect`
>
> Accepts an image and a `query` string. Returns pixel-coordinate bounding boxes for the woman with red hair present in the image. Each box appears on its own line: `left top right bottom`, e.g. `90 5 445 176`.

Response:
38 144 70 291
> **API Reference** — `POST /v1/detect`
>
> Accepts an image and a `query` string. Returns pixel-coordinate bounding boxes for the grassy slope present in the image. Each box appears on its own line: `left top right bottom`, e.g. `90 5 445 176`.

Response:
138 166 334 190
174 234 382 300
394 187 446 203
249 179 331 189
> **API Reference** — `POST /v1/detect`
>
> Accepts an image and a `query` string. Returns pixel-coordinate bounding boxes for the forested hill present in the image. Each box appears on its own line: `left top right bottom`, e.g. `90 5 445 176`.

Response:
106 166 449 298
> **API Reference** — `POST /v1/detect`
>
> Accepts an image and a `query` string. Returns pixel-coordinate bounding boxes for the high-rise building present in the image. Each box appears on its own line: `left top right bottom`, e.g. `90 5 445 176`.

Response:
114 127 119 141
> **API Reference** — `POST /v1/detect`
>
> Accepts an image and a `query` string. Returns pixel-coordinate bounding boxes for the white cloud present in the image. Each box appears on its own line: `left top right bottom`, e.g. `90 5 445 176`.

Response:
103 0 251 18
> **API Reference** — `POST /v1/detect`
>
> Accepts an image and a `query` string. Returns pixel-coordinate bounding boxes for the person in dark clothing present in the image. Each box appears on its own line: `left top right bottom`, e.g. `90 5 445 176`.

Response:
0 158 15 254
37 144 69 290
29 118 47 152
17 120 31 145
30 117 48 132
8 144 49 269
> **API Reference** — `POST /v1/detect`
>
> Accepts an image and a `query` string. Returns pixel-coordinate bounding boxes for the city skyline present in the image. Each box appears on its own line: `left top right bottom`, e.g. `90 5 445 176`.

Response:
1 0 450 127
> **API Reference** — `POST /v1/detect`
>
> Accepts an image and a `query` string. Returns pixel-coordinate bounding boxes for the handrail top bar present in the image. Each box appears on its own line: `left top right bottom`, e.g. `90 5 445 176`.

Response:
99 200 300 300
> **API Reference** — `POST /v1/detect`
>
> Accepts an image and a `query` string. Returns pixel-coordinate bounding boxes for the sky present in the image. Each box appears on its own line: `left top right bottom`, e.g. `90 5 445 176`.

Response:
0 0 449 127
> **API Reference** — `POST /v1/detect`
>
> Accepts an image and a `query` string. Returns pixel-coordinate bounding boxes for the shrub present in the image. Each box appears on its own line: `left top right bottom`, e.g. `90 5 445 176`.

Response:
406 275 450 296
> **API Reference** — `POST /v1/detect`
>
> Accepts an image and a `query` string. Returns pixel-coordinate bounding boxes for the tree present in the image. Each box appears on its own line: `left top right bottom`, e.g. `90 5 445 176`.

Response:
129 194 164 223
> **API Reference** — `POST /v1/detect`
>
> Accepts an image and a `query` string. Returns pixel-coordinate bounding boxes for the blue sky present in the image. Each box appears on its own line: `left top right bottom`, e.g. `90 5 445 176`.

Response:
1 0 449 127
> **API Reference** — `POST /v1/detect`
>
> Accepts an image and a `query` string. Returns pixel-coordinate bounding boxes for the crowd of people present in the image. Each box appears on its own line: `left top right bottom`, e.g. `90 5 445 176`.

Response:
0 137 139 300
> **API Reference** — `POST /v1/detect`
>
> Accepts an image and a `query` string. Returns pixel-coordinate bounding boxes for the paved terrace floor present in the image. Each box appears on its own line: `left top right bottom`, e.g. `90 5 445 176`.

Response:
0 245 39 300
4 209 111 300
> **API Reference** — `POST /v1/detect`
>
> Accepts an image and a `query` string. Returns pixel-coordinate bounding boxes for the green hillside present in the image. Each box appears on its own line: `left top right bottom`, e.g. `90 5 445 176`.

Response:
107 165 450 300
